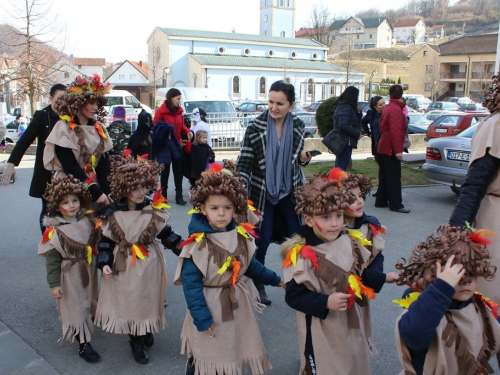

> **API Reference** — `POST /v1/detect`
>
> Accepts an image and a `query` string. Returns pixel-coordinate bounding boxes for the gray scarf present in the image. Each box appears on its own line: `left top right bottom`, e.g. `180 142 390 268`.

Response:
265 112 293 204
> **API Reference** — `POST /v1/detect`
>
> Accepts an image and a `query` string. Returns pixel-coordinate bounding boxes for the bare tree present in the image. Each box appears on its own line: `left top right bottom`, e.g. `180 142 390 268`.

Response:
147 33 162 108
409 29 418 44
424 55 445 101
308 5 336 48
1 0 66 116
335 35 356 85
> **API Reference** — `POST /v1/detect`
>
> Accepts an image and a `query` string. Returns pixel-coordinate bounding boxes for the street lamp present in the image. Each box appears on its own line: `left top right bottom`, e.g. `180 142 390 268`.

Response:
162 67 171 88
368 70 378 103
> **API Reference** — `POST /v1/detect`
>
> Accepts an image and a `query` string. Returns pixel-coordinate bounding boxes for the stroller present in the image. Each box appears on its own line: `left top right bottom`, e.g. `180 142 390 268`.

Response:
0 160 15 184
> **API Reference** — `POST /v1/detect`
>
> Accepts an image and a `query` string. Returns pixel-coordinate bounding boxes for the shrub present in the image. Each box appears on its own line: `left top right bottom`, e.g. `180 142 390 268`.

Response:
315 96 338 137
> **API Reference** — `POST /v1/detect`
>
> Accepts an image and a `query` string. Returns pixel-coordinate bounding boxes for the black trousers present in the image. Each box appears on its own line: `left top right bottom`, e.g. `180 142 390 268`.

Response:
160 155 184 197
375 154 403 210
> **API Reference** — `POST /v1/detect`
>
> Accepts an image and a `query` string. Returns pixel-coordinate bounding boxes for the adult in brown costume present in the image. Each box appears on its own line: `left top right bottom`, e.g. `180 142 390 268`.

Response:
394 225 500 374
281 169 378 375
43 74 114 205
94 154 173 365
174 163 283 375
38 175 101 362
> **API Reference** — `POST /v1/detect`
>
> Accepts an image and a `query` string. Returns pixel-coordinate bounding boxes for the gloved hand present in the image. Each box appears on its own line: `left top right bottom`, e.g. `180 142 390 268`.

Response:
156 224 183 256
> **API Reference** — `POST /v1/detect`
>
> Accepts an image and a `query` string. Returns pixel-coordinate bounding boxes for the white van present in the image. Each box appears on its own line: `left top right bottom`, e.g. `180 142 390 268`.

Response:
155 88 243 144
104 90 152 115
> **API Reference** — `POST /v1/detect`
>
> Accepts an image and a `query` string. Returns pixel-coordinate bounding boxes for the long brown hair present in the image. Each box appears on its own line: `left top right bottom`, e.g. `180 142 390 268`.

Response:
166 88 182 113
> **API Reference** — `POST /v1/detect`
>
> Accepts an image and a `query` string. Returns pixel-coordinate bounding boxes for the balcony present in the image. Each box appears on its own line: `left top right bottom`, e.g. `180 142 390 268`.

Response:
471 72 494 80
441 72 466 79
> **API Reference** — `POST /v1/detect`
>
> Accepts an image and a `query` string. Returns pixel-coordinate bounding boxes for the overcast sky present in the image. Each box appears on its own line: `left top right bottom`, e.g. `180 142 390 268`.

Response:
3 0 440 63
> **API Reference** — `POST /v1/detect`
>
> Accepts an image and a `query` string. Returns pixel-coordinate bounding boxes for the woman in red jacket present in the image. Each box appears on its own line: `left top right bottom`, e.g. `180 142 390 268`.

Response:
375 84 410 213
153 88 192 205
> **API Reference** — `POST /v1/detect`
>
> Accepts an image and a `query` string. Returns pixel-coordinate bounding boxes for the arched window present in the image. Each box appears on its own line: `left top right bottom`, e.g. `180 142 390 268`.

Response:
259 76 267 95
232 76 241 94
329 78 335 96
284 77 292 84
193 74 197 87
307 78 314 95
280 31 286 37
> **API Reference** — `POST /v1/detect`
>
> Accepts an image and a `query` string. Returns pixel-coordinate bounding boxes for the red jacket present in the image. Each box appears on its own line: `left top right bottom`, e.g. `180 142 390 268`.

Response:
377 99 407 156
153 101 190 143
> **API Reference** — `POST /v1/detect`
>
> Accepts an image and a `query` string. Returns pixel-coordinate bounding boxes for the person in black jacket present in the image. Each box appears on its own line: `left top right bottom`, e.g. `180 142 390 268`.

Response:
2 83 67 233
126 109 153 159
190 130 215 185
332 86 362 170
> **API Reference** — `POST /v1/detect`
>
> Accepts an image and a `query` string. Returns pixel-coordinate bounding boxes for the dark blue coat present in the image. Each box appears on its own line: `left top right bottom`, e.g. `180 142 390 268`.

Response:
152 121 182 165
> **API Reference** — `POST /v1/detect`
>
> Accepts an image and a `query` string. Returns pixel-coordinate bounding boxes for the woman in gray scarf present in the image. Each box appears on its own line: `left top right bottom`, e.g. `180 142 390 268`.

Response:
236 81 311 304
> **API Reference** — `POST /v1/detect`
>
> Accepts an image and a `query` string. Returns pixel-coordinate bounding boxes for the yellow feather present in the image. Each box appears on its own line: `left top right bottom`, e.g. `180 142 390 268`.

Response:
237 225 249 238
91 155 97 174
87 246 92 265
347 229 373 247
348 275 362 299
195 233 205 242
217 256 232 274
132 244 146 261
187 208 200 214
48 227 54 240
59 115 71 122
392 292 421 309
291 244 303 267
248 205 256 212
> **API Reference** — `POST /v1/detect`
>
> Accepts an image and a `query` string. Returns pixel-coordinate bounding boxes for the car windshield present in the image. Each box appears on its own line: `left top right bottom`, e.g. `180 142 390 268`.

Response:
429 103 442 109
460 103 476 110
458 124 478 138
125 107 135 115
106 96 123 106
433 115 463 126
408 114 428 125
185 101 235 113
256 104 269 111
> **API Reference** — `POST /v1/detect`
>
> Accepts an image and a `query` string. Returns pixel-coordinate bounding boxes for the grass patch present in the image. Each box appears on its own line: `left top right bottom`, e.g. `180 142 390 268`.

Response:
303 159 433 187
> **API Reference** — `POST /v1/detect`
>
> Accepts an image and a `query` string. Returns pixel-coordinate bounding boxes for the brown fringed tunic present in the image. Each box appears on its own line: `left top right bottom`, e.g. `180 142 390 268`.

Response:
395 296 500 375
94 205 170 335
282 233 375 375
38 215 100 343
43 119 112 177
174 228 272 375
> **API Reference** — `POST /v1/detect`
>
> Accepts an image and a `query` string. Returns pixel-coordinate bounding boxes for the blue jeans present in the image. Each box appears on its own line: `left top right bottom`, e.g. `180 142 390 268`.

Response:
334 146 353 171
255 194 300 265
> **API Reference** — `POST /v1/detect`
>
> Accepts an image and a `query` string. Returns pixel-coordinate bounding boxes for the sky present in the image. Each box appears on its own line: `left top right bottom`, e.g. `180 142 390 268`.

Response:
4 0 420 63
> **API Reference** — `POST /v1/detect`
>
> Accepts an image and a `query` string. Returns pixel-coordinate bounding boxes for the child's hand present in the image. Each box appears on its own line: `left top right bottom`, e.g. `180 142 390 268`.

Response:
385 272 399 283
277 281 285 289
436 255 465 289
51 286 63 299
327 293 352 311
206 324 215 337
102 265 113 280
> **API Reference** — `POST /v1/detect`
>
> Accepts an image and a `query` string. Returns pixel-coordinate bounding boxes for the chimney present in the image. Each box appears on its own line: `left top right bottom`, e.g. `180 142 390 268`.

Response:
139 61 143 67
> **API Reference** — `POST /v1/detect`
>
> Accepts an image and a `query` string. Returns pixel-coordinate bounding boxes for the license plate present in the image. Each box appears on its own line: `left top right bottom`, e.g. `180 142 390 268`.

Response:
447 151 470 161
435 128 448 133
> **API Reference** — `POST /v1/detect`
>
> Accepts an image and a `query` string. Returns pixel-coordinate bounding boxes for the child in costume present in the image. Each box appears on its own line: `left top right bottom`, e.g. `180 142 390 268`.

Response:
282 169 379 375
174 162 283 375
94 154 182 364
190 129 215 184
43 74 114 205
394 224 500 375
38 175 101 362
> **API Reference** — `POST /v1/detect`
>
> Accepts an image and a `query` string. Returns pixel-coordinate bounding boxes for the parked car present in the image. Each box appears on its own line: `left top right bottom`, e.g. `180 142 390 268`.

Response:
426 113 487 139
407 97 432 113
105 90 152 114
447 97 473 105
3 117 19 143
296 114 318 138
459 103 488 113
235 101 268 113
425 110 463 122
422 123 478 191
304 102 322 112
106 105 138 131
408 113 431 132
427 101 461 111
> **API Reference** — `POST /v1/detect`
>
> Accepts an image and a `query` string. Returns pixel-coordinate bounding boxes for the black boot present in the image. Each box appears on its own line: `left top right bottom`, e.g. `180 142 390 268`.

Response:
175 191 187 205
256 284 271 305
79 342 100 363
129 335 149 364
144 332 154 347
186 357 195 375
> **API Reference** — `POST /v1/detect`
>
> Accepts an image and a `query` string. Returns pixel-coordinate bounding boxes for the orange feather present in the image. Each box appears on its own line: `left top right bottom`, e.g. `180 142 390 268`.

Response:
231 258 241 286
282 248 294 268
326 167 347 183
131 247 137 267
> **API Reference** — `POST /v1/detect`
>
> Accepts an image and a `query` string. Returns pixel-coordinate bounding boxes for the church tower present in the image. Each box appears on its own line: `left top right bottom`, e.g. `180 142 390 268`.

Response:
260 0 296 38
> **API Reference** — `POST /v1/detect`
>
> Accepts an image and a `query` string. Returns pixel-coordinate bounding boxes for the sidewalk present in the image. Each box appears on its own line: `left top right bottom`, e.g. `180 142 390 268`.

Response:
0 321 58 375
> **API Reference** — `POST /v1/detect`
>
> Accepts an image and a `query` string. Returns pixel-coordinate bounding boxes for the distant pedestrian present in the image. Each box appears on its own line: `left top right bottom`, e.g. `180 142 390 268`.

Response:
126 109 153 159
1 83 67 233
190 130 215 185
191 107 212 147
107 106 131 155
332 86 362 170
375 84 410 213
17 117 28 139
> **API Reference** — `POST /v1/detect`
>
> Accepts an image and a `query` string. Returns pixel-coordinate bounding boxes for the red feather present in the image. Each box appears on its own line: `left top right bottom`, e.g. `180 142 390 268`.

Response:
140 154 149 160
239 222 259 238
206 163 223 174
470 229 496 245
136 244 149 258
91 246 98 256
301 245 319 271
86 173 96 186
475 292 499 319
326 167 347 183
41 226 54 244
122 149 132 158
346 287 355 309
179 233 202 248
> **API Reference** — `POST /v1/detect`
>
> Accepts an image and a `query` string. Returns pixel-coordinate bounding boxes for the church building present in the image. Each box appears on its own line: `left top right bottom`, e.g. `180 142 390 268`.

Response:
147 0 365 105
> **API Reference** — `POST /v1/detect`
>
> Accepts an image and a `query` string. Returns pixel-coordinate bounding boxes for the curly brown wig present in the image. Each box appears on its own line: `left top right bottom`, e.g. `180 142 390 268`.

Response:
108 155 163 202
295 171 357 216
190 162 247 216
54 75 109 122
343 173 373 200
482 72 500 114
396 224 496 291
43 175 92 217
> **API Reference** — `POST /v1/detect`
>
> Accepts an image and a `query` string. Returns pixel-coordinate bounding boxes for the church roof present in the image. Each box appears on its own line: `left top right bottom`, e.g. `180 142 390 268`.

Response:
158 27 325 48
329 17 389 30
188 53 363 74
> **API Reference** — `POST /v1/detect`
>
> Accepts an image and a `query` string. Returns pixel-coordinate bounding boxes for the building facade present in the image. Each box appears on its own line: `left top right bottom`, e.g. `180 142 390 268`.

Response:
394 18 427 44
147 27 365 106
329 17 393 50
408 33 498 100
259 0 295 38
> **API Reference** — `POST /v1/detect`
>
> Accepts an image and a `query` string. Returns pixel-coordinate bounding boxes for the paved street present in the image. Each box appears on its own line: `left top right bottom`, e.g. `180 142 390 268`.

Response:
1 157 499 375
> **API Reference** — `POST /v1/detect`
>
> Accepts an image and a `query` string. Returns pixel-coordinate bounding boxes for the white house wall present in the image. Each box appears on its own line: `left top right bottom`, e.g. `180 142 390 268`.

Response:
273 8 294 38
107 62 148 84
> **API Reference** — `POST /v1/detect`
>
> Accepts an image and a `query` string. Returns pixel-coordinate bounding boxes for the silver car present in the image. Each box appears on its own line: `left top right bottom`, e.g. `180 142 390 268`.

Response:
422 123 478 191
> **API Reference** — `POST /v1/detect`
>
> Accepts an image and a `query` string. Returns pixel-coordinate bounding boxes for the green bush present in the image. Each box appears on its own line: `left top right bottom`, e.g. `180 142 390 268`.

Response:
315 96 338 137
